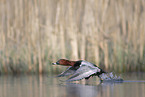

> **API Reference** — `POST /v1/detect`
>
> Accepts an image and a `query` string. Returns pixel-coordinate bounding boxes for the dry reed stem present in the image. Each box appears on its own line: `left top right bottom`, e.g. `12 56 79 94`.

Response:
0 0 145 73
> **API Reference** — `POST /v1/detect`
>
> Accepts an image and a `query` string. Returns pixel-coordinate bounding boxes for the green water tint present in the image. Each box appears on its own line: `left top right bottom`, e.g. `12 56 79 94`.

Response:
100 72 123 82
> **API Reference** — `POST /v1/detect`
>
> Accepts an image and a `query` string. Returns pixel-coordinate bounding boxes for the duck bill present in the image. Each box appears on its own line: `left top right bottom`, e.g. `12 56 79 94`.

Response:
52 63 57 65
52 62 60 65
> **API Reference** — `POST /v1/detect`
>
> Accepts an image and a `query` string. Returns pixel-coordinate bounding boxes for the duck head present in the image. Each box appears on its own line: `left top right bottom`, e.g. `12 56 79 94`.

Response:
52 59 75 66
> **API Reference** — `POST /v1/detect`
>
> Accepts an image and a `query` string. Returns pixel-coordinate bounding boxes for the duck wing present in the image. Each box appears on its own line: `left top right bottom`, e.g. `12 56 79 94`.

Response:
66 65 101 82
57 66 77 77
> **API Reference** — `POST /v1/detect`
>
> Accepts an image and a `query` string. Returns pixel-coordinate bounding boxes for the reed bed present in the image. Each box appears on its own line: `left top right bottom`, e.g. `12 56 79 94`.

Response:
0 0 145 74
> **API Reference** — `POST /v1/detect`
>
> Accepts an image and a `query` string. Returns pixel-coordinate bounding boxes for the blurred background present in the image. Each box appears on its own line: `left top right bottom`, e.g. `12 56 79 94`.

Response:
0 0 145 74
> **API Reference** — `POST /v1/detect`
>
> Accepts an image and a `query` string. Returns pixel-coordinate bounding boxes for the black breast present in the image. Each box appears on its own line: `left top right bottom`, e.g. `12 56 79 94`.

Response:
73 60 82 67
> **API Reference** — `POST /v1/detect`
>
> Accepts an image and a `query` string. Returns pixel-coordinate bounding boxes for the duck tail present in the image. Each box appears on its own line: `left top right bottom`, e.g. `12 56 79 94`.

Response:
100 69 106 74
95 69 106 76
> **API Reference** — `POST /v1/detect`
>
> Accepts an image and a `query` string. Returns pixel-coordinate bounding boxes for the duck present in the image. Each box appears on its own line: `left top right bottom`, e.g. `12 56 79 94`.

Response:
52 59 106 82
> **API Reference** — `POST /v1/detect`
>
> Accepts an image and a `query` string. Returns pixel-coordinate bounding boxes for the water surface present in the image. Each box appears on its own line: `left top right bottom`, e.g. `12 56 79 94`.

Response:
0 73 145 97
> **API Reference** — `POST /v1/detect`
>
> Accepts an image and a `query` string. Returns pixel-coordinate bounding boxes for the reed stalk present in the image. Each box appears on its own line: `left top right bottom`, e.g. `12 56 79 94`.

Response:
0 0 145 73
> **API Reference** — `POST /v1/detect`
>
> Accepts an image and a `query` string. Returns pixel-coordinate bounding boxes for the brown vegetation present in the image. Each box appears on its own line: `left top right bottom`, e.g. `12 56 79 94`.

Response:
0 0 145 73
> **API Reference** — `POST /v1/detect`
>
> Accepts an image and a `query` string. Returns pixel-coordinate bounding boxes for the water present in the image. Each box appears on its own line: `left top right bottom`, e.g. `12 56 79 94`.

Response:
0 73 145 97
99 72 124 82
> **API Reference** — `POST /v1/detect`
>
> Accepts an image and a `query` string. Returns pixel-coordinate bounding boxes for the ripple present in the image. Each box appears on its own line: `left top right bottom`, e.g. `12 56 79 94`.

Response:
100 72 123 82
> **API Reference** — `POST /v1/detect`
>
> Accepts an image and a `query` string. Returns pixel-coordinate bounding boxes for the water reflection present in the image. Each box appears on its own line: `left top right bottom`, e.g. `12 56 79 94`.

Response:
0 73 145 97
65 81 124 97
